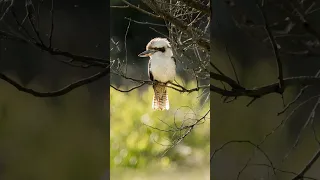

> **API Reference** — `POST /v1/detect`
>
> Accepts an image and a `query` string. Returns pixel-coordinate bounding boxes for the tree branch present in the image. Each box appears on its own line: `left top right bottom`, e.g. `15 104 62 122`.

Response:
211 76 320 97
211 72 244 90
0 30 108 68
211 140 276 177
292 149 320 180
180 0 210 15
0 68 109 97
142 0 210 51
120 0 160 19
111 82 147 92
257 1 284 92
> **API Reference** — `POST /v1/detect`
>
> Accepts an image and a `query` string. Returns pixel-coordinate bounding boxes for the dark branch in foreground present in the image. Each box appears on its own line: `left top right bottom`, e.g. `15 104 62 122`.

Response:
257 1 284 92
111 71 209 93
249 164 317 180
0 68 109 97
0 1 111 98
292 149 320 180
0 30 108 68
111 82 147 92
210 140 276 177
180 0 210 15
119 0 211 51
211 76 320 97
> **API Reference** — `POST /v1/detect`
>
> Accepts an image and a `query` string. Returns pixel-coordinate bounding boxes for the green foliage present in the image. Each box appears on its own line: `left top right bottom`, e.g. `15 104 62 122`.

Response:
110 77 210 172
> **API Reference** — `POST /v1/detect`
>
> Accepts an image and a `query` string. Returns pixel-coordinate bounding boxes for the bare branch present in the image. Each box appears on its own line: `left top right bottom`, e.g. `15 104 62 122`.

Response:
282 97 320 162
292 149 320 180
142 0 210 51
111 72 209 93
25 0 45 46
120 0 160 18
110 5 129 8
279 69 320 115
180 0 210 15
111 82 147 92
249 163 317 180
0 68 109 97
211 140 276 177
225 45 240 85
257 1 284 92
49 0 54 48
124 17 166 27
211 72 243 90
211 76 320 98
0 30 108 68
278 85 309 115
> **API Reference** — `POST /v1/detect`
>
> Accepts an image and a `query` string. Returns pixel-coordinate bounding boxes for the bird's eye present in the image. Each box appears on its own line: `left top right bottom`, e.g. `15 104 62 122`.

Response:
155 47 165 52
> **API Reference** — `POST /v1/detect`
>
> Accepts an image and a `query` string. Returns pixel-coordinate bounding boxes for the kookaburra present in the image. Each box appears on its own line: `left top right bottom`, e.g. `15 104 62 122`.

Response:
138 38 176 110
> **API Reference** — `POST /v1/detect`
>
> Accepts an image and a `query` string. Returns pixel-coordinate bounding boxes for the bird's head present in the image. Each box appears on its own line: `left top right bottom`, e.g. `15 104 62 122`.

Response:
138 37 173 58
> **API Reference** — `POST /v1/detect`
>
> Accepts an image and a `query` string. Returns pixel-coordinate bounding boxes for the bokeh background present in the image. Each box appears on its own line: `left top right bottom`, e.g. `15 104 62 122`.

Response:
0 1 109 179
110 0 210 179
211 1 320 179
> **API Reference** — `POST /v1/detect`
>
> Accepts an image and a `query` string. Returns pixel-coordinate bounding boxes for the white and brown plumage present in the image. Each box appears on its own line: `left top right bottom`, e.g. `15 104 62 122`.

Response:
138 38 176 110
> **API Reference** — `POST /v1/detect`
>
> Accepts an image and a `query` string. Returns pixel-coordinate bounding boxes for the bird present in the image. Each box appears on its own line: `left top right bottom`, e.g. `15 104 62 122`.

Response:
138 37 176 110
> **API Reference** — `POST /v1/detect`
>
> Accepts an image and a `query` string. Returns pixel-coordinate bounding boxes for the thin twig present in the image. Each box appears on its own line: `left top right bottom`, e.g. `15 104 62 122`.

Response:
110 82 147 92
124 17 166 27
257 1 284 92
292 149 320 180
121 0 160 18
49 0 54 48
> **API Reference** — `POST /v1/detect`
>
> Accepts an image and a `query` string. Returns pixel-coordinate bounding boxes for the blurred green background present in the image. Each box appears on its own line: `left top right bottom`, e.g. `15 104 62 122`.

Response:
110 79 210 179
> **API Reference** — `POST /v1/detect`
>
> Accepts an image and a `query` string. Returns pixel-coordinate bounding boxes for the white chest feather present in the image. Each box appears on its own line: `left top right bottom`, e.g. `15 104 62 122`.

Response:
150 56 176 83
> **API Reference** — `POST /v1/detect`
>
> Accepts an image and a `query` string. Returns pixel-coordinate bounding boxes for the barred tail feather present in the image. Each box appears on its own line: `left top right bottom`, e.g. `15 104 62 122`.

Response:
152 83 169 110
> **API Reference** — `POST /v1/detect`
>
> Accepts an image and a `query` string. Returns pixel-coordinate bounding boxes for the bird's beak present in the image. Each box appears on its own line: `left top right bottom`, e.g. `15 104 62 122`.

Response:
138 49 156 57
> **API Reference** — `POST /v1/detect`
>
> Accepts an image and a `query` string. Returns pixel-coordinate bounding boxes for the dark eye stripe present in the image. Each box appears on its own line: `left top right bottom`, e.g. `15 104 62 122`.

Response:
151 47 165 52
